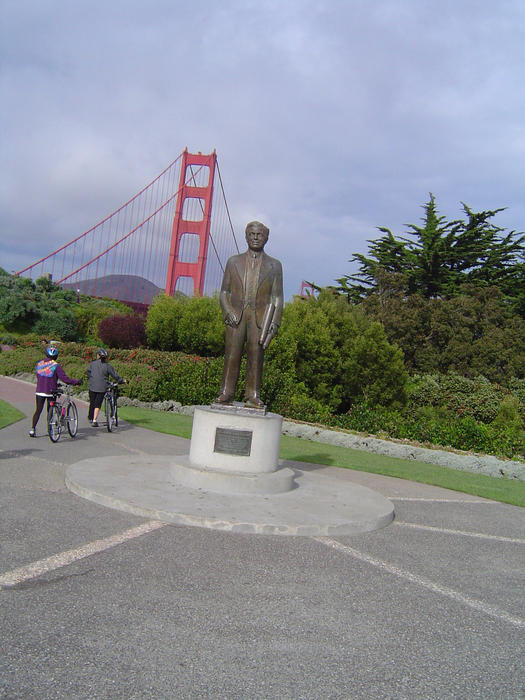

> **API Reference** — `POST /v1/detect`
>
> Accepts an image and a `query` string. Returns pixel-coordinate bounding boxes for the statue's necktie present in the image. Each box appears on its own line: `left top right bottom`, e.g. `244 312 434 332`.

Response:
246 253 261 307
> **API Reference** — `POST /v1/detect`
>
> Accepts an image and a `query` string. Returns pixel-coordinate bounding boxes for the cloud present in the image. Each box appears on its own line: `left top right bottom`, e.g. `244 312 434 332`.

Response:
2 0 525 297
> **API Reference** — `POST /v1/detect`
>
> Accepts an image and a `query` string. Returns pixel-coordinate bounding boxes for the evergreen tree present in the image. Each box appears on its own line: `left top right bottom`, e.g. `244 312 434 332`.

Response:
338 195 525 313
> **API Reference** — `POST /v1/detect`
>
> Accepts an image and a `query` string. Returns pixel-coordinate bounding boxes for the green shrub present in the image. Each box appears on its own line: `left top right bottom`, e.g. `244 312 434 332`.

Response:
0 274 117 341
0 340 84 383
33 308 79 342
269 296 342 410
146 294 224 356
158 356 224 405
0 275 39 330
177 295 225 356
508 379 525 422
332 402 524 459
361 284 525 384
0 344 42 375
146 294 185 350
267 292 407 412
493 394 520 425
409 372 505 423
343 322 408 407
13 333 48 347
281 389 333 425
125 368 159 403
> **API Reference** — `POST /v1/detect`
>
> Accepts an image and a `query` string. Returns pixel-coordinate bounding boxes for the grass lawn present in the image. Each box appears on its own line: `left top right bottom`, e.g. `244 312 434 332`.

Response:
119 406 525 508
119 406 194 439
0 398 25 429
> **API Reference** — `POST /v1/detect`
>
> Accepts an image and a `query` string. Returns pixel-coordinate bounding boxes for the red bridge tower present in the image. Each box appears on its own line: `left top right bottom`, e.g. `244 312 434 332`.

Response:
165 149 217 297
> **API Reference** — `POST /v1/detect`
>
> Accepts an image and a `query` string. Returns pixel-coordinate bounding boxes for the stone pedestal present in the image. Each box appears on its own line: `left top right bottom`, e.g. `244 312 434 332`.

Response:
66 403 395 536
170 405 295 495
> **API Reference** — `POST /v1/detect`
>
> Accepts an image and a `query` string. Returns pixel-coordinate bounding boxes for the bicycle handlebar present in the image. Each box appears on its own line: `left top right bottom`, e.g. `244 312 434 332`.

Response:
54 384 76 398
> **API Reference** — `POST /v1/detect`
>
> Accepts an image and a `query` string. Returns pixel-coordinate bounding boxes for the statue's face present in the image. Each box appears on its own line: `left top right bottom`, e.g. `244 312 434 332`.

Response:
246 224 269 251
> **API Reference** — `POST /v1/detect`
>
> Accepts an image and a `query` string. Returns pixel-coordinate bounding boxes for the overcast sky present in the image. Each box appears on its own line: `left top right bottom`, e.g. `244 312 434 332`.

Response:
2 0 525 300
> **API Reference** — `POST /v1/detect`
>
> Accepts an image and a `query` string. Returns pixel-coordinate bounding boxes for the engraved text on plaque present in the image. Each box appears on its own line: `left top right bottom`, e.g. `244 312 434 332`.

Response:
214 427 253 456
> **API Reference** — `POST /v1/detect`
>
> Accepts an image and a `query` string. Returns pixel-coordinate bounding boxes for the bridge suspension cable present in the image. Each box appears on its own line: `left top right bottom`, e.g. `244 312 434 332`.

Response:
16 150 239 305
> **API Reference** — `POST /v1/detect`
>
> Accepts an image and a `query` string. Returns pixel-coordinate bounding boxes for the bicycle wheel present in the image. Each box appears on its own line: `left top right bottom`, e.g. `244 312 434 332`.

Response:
47 405 62 443
67 401 78 437
114 402 119 427
105 394 115 432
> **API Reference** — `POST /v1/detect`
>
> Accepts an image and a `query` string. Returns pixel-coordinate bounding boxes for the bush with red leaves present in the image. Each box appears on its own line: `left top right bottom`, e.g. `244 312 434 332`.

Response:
97 313 146 349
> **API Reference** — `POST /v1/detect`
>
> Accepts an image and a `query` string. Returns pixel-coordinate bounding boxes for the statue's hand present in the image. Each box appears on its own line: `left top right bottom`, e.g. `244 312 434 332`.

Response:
225 311 238 327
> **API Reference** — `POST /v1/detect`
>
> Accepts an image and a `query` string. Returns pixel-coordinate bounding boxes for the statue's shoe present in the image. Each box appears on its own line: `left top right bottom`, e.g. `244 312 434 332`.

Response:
214 393 233 404
244 397 265 409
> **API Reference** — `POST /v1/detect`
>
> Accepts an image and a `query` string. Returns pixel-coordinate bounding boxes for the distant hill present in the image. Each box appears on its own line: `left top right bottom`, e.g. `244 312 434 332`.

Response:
63 274 163 305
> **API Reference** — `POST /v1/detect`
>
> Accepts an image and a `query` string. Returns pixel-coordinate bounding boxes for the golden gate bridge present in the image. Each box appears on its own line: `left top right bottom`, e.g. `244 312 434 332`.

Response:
15 149 242 306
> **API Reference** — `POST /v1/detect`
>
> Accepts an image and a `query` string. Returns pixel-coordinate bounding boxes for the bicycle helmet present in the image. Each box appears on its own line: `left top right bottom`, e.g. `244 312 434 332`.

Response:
45 346 59 358
97 348 108 358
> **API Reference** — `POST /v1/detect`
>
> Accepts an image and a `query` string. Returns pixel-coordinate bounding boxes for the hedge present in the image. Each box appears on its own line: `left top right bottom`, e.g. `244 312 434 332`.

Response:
1 337 523 460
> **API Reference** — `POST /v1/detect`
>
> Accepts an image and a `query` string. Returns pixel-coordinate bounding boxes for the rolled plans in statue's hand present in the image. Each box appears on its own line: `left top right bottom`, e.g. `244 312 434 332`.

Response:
259 303 275 346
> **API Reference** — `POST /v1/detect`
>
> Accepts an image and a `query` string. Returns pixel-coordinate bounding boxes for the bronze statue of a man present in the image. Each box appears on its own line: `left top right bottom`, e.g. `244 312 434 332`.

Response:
215 221 283 408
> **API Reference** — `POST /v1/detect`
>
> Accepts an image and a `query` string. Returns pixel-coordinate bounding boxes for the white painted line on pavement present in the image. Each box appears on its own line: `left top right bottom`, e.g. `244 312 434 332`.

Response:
389 498 490 503
315 536 525 630
394 521 525 544
0 520 166 588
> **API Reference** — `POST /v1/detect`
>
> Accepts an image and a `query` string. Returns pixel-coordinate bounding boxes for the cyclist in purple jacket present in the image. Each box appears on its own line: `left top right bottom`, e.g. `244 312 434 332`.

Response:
29 345 81 437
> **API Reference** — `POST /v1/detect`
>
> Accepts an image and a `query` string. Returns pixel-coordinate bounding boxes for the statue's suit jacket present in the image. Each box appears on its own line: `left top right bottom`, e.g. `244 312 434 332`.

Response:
219 251 283 329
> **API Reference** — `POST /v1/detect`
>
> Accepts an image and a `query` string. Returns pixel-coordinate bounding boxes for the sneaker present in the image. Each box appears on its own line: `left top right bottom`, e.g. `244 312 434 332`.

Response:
29 429 35 437
91 421 98 427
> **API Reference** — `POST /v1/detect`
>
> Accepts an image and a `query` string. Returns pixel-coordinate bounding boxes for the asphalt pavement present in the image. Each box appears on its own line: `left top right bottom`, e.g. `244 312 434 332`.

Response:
1 375 525 699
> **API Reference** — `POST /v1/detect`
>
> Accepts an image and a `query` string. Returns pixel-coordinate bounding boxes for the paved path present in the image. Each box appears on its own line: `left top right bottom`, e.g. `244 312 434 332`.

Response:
1 375 525 699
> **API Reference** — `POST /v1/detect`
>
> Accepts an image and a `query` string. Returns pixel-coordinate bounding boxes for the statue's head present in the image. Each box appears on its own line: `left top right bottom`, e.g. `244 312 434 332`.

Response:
245 221 269 252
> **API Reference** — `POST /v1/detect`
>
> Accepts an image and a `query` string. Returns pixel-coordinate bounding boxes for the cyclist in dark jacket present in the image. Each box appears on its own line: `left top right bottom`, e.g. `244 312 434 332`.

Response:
87 348 125 427
30 345 80 437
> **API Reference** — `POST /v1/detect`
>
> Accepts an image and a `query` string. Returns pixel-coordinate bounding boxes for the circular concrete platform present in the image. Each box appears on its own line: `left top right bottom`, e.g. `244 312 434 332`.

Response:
66 455 395 536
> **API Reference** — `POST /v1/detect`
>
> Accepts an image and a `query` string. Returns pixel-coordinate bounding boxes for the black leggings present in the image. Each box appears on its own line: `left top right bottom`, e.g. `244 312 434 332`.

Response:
88 391 105 421
32 396 52 429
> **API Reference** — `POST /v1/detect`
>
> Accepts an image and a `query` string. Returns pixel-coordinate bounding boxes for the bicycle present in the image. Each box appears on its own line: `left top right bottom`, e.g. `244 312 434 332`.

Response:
47 383 79 443
103 381 120 432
